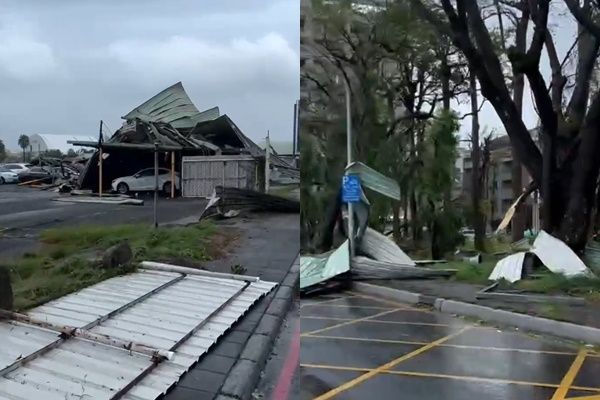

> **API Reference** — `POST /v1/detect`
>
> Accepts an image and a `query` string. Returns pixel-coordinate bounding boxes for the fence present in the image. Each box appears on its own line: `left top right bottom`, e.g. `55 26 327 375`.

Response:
181 155 258 198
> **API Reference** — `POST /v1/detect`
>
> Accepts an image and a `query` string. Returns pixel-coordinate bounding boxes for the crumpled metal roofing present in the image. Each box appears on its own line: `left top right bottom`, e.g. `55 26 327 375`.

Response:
122 82 219 129
345 161 400 200
359 227 415 266
489 230 593 282
0 267 277 400
300 240 350 289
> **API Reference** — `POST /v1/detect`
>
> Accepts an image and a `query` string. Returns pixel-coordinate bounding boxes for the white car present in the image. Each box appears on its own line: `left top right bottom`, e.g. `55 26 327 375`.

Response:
111 168 180 195
2 163 31 174
0 166 19 184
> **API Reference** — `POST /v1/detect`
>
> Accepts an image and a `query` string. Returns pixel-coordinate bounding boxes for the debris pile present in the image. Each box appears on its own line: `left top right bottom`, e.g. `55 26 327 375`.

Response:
300 162 456 292
199 186 300 220
489 230 593 283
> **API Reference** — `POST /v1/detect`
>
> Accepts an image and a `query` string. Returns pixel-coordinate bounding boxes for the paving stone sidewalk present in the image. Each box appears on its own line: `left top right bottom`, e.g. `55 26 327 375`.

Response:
165 212 299 400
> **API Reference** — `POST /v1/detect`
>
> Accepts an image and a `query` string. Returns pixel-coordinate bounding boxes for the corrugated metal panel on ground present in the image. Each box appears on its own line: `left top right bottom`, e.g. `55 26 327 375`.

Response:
0 268 277 400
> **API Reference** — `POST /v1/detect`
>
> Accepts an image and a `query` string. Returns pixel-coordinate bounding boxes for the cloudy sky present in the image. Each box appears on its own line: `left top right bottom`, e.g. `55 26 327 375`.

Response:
0 0 299 151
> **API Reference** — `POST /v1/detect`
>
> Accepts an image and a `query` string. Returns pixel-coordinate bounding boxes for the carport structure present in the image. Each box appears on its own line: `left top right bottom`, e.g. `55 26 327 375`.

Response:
300 292 600 400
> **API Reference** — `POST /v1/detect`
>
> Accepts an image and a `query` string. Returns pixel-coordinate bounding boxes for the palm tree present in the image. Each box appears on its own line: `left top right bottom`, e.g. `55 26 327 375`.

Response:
18 135 29 162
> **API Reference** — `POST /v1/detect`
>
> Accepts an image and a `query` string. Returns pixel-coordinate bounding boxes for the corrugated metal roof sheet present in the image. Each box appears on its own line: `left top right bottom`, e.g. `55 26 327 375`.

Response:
345 161 401 200
122 82 219 129
0 266 277 400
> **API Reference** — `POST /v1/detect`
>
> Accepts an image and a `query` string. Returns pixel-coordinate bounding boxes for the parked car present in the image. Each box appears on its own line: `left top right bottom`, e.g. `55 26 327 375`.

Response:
17 167 56 184
0 167 18 184
3 163 31 174
111 168 180 195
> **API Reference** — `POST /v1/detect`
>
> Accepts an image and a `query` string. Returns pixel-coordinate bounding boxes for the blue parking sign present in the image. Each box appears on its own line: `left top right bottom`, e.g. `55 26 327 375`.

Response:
342 174 361 203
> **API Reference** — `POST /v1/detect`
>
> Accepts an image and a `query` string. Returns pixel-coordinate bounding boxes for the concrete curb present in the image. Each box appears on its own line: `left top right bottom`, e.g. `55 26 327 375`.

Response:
353 283 600 345
352 282 422 305
218 254 299 400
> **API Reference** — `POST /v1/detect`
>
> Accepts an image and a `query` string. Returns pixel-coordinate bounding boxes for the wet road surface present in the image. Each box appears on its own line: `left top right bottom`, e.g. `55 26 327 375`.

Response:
300 292 600 400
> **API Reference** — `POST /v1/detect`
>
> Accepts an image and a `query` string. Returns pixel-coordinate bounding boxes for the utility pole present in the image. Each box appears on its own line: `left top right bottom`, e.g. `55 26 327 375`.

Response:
153 142 159 228
293 101 298 157
98 120 103 198
265 131 271 193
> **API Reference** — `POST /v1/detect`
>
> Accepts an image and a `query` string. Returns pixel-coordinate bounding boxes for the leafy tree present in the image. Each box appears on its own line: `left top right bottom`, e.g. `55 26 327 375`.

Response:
0 140 6 162
409 0 600 252
17 135 29 162
66 149 78 158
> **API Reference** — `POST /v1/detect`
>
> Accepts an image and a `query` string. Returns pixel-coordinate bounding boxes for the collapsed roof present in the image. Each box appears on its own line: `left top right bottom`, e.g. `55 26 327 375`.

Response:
122 81 219 130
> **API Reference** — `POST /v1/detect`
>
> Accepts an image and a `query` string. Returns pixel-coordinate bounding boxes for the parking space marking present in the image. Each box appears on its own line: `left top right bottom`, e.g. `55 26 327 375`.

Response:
301 315 452 327
301 308 404 336
312 326 471 399
301 363 600 394
300 295 359 308
302 334 588 357
347 291 432 312
552 350 589 400
566 395 600 400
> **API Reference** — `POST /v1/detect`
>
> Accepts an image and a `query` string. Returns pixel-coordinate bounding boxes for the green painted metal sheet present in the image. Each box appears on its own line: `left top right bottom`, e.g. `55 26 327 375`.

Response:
300 240 350 289
345 162 400 200
122 82 219 129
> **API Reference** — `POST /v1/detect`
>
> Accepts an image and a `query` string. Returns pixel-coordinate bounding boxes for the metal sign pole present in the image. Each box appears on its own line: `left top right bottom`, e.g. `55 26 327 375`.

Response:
153 142 159 228
344 78 355 258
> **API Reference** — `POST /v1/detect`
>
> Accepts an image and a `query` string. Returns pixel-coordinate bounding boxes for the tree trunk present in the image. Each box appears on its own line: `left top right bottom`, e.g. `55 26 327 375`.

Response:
470 73 485 251
392 201 401 243
511 1 529 241
557 94 600 251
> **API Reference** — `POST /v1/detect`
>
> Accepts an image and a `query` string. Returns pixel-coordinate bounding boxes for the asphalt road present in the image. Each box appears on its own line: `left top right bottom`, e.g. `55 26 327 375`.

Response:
0 185 206 258
300 292 600 400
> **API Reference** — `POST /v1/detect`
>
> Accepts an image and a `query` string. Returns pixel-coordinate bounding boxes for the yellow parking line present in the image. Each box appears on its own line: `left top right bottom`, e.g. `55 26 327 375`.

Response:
301 308 404 336
312 326 471 399
300 295 358 308
347 291 431 312
565 395 600 400
301 304 397 310
302 334 587 356
552 349 588 400
301 315 452 327
300 363 600 393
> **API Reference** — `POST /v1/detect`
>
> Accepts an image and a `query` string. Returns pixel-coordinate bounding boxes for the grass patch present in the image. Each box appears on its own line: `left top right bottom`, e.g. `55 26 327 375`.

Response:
516 273 600 298
7 222 216 311
450 260 496 285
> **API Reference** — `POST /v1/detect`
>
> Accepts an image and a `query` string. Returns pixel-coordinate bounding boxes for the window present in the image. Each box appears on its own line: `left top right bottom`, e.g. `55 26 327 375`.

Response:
137 169 154 177
4 164 19 169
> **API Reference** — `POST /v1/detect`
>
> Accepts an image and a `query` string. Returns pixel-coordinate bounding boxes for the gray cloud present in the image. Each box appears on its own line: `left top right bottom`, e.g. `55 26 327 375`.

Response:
0 0 299 150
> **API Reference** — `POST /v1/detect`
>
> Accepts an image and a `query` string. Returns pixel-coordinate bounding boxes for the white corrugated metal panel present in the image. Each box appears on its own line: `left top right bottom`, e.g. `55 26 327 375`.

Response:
0 268 278 400
122 280 278 399
489 252 526 283
0 322 59 371
27 270 181 328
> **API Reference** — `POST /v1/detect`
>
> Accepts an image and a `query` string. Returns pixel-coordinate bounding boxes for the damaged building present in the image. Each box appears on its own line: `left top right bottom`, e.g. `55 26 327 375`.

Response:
74 82 298 196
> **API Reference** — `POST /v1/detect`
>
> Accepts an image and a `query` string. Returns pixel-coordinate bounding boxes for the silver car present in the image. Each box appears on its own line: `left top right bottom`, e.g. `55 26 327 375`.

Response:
111 168 180 195
0 166 18 184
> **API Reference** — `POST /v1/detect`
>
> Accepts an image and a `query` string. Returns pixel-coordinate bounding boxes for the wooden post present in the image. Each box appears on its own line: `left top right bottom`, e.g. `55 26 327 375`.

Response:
265 131 270 193
171 151 175 199
98 146 103 197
